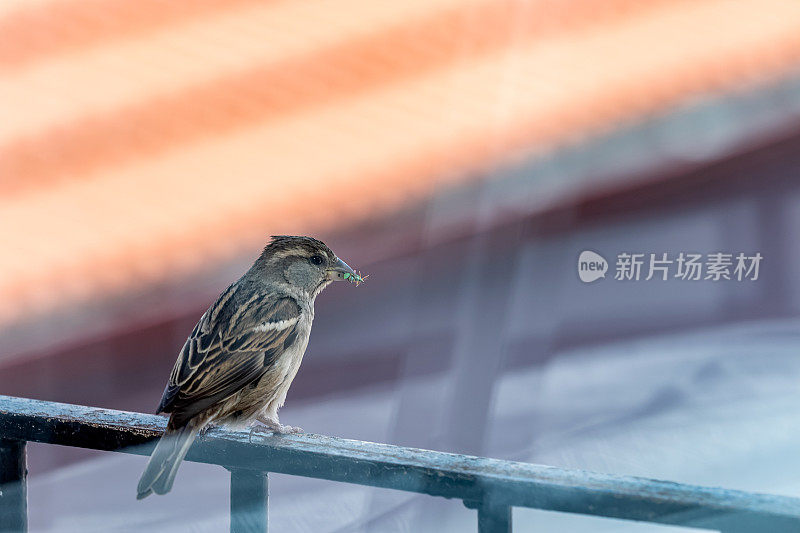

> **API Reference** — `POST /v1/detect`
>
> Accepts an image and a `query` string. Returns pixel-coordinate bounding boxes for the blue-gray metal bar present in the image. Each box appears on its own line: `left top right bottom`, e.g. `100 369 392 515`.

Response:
470 501 511 533
2 395 800 532
0 439 27 533
229 469 268 533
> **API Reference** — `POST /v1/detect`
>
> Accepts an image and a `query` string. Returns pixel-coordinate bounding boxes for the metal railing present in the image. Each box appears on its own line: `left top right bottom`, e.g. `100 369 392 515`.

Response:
1 395 799 532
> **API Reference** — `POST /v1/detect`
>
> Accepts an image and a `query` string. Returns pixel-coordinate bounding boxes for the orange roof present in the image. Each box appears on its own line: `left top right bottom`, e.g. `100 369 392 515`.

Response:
2 0 800 328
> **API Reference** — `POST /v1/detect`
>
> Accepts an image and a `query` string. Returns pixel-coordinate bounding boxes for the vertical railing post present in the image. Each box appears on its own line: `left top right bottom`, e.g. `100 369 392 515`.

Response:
477 502 511 533
465 499 512 533
229 469 268 533
0 439 27 533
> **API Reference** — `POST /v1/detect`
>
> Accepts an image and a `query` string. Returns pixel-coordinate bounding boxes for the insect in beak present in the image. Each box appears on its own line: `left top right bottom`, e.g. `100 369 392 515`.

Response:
342 270 368 286
331 257 367 285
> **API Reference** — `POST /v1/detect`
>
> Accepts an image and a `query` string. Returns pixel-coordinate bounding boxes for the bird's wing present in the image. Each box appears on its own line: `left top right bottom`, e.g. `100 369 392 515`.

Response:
157 284 301 425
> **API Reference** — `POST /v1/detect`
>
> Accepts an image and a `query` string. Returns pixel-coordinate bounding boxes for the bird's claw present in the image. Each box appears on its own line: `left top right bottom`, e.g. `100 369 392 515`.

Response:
277 424 303 435
249 420 303 442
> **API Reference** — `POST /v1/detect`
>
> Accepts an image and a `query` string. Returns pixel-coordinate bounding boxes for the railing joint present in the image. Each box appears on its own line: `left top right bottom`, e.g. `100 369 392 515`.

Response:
464 497 512 533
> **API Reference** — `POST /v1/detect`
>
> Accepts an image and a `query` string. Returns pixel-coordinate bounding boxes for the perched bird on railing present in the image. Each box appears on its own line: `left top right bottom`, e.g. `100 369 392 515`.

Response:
137 236 365 499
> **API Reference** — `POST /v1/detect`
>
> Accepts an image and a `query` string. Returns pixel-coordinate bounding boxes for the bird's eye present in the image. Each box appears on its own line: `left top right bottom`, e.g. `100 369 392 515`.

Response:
310 255 324 266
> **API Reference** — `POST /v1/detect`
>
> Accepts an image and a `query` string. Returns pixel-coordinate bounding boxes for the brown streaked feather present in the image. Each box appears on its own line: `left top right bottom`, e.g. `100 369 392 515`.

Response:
157 286 301 427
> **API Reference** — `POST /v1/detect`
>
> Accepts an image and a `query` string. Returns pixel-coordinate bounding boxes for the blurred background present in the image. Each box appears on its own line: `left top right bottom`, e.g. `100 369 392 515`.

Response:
3 0 800 531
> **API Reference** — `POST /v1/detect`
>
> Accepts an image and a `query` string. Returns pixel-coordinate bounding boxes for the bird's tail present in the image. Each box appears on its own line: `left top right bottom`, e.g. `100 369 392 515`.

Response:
137 417 201 499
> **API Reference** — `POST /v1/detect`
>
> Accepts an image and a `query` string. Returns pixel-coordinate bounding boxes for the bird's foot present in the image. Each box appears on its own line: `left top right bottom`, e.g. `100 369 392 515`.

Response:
249 417 303 442
275 424 303 434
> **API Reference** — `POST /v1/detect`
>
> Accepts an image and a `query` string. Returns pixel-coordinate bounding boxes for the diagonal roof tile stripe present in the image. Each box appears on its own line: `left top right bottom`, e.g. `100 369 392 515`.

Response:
0 0 270 69
2 0 800 327
0 0 485 143
0 0 678 196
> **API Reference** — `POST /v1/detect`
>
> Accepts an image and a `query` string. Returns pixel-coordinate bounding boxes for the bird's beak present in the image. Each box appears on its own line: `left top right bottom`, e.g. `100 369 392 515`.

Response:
329 257 356 281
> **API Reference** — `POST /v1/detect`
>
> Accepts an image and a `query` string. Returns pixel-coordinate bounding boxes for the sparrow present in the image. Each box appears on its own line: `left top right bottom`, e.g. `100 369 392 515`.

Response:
137 236 362 499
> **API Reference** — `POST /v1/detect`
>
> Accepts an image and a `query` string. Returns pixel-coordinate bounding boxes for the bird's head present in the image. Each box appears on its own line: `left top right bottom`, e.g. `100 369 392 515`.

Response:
253 235 364 297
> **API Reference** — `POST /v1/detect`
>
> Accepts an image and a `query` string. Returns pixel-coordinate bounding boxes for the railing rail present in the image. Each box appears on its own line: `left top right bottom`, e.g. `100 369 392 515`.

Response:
1 395 799 532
